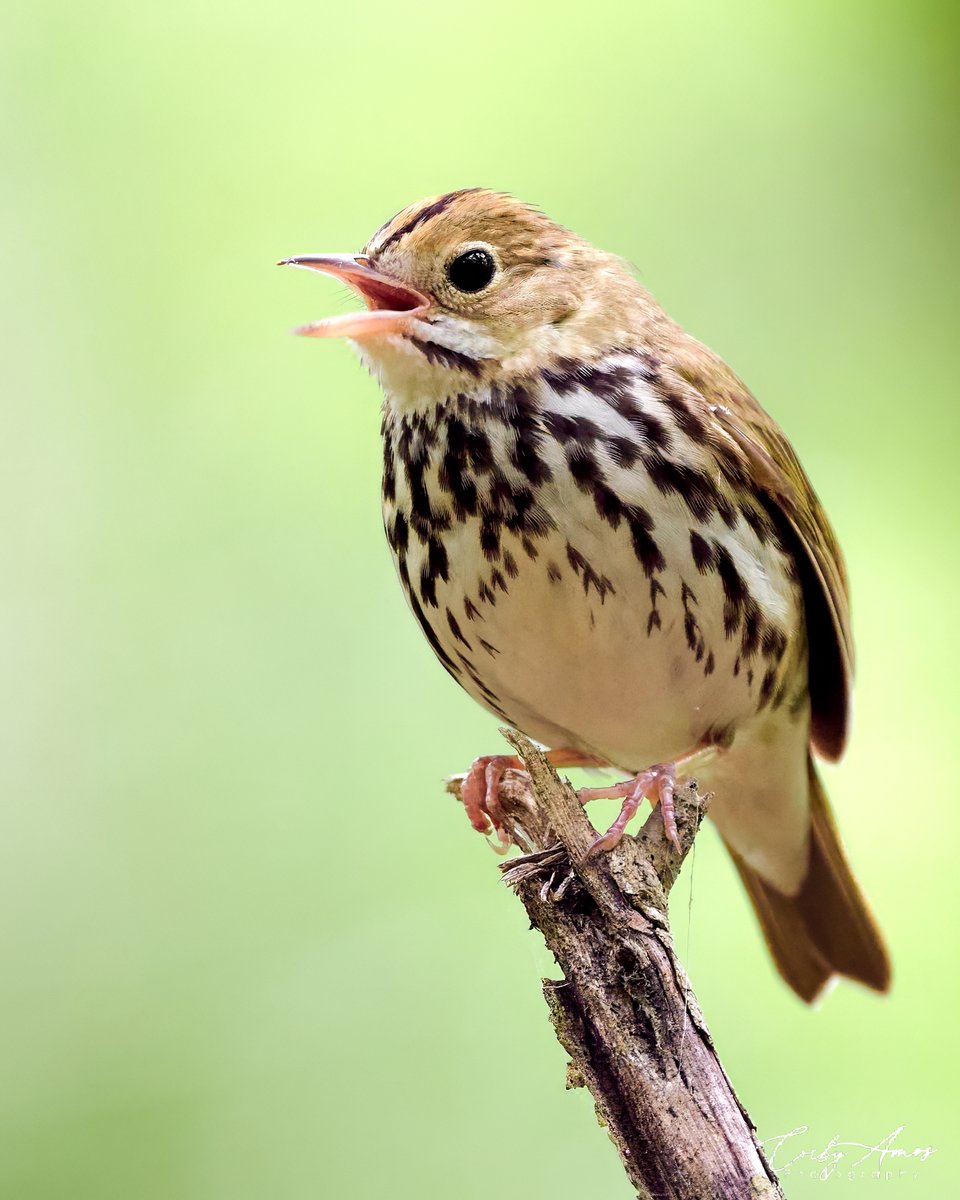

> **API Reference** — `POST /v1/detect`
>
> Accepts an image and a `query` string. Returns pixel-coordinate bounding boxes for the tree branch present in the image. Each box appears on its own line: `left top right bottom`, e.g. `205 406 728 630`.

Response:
447 731 785 1200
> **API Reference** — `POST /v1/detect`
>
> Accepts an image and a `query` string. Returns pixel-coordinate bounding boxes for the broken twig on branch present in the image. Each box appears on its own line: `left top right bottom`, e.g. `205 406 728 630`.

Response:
446 730 784 1200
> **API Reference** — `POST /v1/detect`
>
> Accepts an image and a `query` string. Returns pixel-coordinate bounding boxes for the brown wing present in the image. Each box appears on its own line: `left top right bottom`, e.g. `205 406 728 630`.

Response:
665 346 853 761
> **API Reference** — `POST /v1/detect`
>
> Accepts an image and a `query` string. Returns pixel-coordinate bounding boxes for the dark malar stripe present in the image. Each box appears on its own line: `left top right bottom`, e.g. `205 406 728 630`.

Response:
408 337 483 376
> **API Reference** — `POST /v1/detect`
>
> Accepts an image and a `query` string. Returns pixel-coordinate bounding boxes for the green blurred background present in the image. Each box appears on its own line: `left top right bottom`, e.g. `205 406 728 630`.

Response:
2 1 957 1196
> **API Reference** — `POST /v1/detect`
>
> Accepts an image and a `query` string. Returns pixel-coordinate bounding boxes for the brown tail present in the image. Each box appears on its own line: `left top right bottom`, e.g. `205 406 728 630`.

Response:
725 757 891 1003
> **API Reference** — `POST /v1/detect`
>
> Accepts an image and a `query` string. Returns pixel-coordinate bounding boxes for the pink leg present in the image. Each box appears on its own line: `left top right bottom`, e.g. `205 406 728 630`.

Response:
461 754 520 853
579 763 681 855
459 748 608 854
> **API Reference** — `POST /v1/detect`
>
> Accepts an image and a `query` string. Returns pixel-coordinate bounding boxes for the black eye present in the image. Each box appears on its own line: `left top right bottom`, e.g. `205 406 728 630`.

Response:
446 248 496 293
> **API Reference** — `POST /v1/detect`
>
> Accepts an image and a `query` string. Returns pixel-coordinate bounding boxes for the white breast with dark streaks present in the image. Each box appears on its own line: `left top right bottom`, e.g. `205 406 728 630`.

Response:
381 351 806 772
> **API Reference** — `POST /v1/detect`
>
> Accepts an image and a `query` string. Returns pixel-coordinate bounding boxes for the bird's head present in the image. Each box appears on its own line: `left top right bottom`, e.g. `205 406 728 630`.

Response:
280 189 650 406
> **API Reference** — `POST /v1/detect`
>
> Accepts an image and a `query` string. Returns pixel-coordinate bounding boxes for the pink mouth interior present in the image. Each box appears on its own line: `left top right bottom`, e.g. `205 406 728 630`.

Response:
355 276 424 313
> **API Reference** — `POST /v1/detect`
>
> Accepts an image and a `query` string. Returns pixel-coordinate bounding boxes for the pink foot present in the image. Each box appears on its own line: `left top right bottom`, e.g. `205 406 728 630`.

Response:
579 763 681 855
461 754 521 854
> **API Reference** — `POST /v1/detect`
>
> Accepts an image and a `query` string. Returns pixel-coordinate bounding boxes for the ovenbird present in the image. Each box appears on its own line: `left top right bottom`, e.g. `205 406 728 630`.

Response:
281 189 890 1002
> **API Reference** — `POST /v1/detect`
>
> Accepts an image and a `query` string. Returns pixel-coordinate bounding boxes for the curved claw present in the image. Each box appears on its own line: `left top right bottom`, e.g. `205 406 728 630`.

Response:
580 763 681 853
461 754 522 851
485 824 513 855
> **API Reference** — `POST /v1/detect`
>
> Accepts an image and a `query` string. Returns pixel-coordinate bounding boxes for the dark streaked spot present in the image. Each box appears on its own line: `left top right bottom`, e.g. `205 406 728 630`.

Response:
626 505 665 577
741 605 762 658
438 462 478 519
606 434 641 469
521 536 539 560
713 544 749 636
457 652 501 704
487 468 514 511
395 421 413 465
428 537 449 584
689 530 715 572
542 410 603 443
742 503 776 546
580 363 635 402
540 358 583 394
497 380 537 422
382 446 396 503
474 677 500 703
490 568 508 593
407 589 461 677
419 566 437 608
566 542 585 574
647 609 662 635
419 537 449 608
591 481 624 529
566 542 615 601
478 637 499 658
660 391 708 443
500 485 554 539
480 520 501 561
463 596 482 622
605 392 671 450
631 349 662 382
716 491 737 529
445 607 471 650
682 594 706 660
705 722 735 749
547 561 562 583
758 668 777 708
508 387 552 486
405 457 450 541
762 627 787 662
502 549 519 578
567 445 602 489
440 416 479 517
387 511 409 554
643 453 719 521
511 429 552 486
464 424 494 473
704 651 715 676
396 552 411 596
454 393 484 423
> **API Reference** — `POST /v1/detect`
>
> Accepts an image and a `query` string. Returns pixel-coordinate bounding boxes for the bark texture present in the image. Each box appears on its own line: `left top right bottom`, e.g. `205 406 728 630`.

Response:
447 731 784 1200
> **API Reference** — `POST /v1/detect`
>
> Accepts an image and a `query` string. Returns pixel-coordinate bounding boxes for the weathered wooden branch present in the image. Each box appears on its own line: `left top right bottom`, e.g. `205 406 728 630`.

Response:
447 731 785 1200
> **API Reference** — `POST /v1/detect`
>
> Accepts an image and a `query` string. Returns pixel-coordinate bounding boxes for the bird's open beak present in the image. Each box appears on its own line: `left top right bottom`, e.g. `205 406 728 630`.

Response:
277 253 430 339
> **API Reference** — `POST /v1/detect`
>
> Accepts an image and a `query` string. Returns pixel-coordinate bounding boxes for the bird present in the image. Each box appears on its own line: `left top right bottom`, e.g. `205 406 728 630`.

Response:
279 188 890 1003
